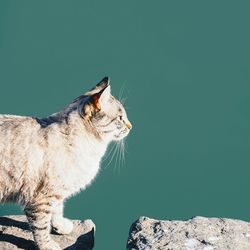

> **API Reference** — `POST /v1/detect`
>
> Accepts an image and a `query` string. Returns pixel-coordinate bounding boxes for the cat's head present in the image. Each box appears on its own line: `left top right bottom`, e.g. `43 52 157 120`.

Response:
80 77 132 142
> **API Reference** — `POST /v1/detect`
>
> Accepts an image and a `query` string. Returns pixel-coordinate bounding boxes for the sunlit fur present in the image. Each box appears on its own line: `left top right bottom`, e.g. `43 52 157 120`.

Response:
0 77 132 250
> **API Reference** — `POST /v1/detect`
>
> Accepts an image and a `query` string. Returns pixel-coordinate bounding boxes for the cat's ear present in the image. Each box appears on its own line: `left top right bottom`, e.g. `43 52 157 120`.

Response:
91 84 111 110
85 76 110 96
96 76 110 90
83 77 111 116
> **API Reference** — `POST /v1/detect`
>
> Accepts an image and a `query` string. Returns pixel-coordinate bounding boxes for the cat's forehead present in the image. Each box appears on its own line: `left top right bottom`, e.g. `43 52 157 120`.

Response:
111 96 124 109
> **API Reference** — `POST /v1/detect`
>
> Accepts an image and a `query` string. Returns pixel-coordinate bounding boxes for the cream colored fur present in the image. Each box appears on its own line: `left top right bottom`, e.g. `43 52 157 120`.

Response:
0 77 132 250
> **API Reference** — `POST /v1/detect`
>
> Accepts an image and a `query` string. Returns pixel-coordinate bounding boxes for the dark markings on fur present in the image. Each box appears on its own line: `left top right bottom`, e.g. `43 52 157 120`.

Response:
46 194 63 200
35 179 47 195
32 225 48 231
42 235 50 243
102 129 115 133
94 112 106 121
25 212 37 221
33 208 50 214
33 214 50 223
98 117 116 128
25 206 51 216
25 212 50 224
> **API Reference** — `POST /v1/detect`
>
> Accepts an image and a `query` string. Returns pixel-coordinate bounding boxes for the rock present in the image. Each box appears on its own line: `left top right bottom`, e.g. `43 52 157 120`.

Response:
127 216 250 250
0 215 95 250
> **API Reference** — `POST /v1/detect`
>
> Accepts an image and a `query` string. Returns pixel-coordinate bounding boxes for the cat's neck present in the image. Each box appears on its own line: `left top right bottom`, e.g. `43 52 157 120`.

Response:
36 100 111 154
45 111 109 155
36 95 85 128
68 112 110 157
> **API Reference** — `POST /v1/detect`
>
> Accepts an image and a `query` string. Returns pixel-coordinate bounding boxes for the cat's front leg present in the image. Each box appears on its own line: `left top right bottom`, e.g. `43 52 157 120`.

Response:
25 203 61 250
51 201 74 235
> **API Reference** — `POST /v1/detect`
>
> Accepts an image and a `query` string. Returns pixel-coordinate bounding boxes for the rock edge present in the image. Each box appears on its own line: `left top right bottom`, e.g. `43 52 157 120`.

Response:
127 216 250 250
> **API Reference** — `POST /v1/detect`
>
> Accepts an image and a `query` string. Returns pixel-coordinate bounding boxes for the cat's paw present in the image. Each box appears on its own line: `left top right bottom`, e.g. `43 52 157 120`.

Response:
38 240 61 250
52 217 74 235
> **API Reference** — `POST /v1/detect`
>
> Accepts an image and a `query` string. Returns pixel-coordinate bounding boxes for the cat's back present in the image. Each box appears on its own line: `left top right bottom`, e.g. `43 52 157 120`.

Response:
0 114 42 158
0 114 36 126
0 114 39 138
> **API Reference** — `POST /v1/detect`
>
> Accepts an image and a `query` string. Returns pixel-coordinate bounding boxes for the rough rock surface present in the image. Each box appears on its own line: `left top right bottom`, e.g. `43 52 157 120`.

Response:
127 216 250 250
0 215 95 250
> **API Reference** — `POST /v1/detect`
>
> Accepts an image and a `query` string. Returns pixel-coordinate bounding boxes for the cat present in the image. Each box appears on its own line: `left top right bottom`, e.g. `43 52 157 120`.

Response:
0 77 132 250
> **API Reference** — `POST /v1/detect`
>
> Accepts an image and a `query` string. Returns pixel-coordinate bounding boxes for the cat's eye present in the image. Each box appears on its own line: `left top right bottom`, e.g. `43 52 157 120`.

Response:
119 115 123 121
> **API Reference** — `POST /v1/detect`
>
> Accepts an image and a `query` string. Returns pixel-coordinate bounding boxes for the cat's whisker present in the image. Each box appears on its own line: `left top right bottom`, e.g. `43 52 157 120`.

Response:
104 147 116 170
120 141 124 173
113 142 119 173
123 105 131 110
103 142 119 169
114 140 125 175
102 142 117 161
117 141 122 174
118 81 126 101
117 141 123 174
118 141 123 173
121 140 126 166
120 97 128 105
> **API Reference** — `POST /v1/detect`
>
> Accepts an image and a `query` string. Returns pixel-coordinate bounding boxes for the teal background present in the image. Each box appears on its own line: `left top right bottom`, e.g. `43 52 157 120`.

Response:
0 1 250 249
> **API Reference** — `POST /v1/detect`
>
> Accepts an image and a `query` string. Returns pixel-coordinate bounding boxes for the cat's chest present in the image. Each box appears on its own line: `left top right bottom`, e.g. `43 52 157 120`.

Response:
73 148 101 175
62 139 106 189
48 133 107 194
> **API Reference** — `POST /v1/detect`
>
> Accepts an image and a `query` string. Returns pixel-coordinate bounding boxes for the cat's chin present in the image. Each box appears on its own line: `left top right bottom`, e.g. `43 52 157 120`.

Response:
113 132 129 141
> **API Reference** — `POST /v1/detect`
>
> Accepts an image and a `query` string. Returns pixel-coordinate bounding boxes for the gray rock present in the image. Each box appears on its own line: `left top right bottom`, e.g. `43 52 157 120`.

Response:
0 215 95 250
127 216 250 250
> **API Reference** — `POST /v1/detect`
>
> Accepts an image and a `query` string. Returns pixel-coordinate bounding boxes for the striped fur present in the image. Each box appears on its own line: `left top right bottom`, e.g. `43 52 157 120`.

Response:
0 77 132 250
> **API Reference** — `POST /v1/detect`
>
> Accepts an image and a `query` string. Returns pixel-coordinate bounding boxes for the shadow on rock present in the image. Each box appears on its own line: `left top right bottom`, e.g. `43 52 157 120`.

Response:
66 227 95 250
0 216 95 250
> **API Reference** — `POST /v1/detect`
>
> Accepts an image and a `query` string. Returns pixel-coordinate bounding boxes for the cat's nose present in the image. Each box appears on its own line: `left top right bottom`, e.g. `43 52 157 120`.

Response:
126 121 132 130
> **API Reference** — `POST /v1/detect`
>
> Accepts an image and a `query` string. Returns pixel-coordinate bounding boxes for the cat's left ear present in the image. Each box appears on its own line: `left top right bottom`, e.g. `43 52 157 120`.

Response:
92 85 111 110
